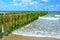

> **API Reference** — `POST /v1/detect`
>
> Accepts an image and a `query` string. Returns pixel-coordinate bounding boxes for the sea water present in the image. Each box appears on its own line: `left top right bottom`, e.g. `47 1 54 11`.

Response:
12 11 60 39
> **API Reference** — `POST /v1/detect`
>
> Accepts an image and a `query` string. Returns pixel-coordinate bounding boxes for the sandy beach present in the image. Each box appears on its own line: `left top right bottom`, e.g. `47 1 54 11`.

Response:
0 34 60 40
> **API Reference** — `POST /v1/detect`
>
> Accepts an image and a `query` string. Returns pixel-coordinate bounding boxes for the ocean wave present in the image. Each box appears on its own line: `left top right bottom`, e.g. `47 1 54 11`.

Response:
12 31 60 39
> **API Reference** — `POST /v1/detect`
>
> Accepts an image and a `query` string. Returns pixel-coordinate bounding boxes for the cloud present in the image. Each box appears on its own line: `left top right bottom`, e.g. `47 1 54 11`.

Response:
48 5 60 11
49 4 60 9
30 1 38 5
12 0 38 6
13 3 28 6
50 5 54 7
41 0 49 2
40 3 43 5
56 4 60 7
51 8 54 10
22 0 32 3
13 0 16 1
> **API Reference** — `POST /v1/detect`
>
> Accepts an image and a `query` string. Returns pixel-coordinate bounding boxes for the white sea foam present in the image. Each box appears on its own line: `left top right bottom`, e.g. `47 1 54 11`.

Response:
55 15 60 17
38 17 59 20
12 31 60 39
12 14 60 39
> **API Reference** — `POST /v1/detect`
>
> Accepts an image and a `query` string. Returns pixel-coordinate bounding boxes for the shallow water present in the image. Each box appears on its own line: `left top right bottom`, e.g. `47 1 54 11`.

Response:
12 11 60 39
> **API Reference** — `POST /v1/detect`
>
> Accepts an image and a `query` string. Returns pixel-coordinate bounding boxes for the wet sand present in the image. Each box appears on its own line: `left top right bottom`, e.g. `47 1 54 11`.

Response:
0 34 60 40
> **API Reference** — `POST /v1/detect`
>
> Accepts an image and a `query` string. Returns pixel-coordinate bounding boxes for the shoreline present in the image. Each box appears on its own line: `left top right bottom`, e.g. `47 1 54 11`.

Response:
1 34 60 40
12 33 60 39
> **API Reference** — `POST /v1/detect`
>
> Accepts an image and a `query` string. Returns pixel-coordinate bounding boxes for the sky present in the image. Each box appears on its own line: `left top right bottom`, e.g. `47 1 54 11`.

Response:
0 0 60 11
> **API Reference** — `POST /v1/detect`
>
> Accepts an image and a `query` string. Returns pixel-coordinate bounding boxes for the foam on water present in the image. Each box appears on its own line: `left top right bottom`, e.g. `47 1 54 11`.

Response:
12 12 60 39
12 20 60 39
12 17 60 39
38 17 60 20
12 31 60 39
55 15 60 17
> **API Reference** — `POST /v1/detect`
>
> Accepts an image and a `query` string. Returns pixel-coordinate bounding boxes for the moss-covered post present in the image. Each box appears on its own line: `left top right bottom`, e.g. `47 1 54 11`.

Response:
14 15 16 29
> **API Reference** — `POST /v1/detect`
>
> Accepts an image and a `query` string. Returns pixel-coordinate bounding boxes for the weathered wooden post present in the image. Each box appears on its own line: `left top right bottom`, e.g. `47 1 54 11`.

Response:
2 13 5 40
